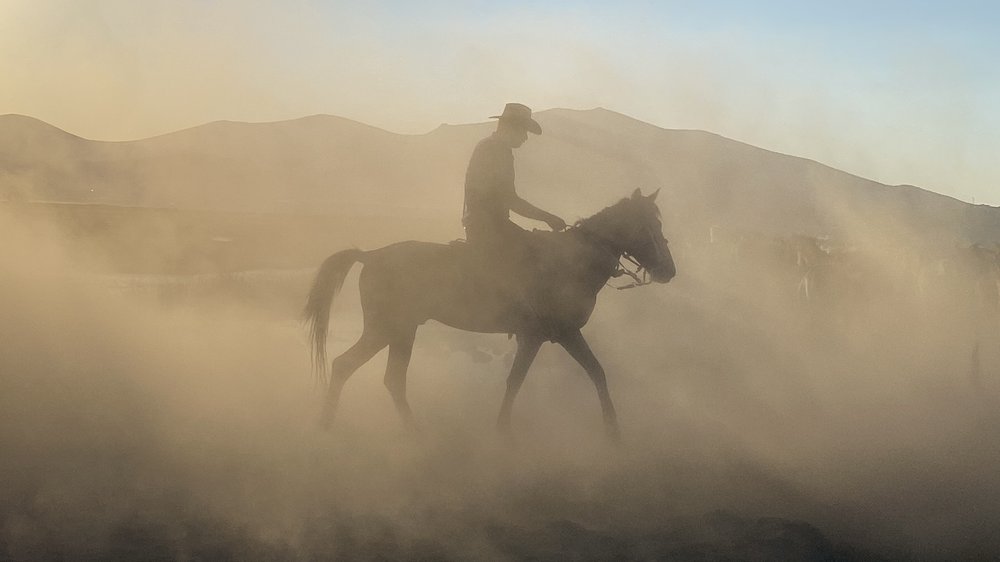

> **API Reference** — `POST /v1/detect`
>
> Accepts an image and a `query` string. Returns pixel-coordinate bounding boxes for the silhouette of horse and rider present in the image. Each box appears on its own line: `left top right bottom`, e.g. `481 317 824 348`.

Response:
304 103 675 439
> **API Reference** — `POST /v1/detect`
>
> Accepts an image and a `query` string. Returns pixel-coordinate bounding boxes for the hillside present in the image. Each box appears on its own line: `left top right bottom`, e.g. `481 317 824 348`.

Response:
2 108 998 245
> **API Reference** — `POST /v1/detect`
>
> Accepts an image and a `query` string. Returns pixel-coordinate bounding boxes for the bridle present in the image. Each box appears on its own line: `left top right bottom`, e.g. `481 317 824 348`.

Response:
573 221 666 291
611 252 651 290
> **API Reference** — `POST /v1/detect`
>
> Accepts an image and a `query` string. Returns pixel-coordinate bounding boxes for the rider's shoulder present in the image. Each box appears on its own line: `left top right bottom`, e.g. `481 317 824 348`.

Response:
475 133 509 153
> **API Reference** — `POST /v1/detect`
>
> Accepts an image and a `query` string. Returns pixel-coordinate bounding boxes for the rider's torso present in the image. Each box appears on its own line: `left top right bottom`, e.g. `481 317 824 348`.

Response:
463 134 515 229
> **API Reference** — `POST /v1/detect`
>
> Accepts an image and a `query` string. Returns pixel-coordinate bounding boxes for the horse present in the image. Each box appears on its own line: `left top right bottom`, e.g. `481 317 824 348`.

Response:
303 188 675 439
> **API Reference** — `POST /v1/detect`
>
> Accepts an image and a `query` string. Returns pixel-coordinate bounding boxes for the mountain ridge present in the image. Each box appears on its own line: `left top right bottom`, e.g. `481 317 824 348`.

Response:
1 108 996 244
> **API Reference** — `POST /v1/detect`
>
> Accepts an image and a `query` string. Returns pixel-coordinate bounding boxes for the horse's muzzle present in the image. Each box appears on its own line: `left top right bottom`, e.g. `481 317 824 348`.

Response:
650 262 676 283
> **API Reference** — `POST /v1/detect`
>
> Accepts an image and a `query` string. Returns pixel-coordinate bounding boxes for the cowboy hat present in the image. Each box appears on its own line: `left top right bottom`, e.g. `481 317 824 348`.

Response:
490 103 542 134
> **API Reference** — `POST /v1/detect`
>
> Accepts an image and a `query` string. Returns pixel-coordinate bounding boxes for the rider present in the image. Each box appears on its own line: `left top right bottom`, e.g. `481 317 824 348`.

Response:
462 103 566 256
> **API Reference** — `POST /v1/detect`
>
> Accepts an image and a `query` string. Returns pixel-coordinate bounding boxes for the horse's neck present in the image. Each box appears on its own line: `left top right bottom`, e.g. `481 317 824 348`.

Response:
576 209 627 253
565 223 623 290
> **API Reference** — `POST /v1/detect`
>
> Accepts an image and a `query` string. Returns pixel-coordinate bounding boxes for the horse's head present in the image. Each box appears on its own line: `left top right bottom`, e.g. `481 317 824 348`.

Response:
583 188 675 284
619 188 675 283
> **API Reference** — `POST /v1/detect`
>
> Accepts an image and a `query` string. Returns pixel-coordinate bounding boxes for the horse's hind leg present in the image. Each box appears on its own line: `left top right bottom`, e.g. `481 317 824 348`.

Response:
319 330 388 430
384 326 418 429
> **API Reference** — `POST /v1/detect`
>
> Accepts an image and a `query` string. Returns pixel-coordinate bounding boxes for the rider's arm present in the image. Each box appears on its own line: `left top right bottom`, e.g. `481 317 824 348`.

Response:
510 195 566 231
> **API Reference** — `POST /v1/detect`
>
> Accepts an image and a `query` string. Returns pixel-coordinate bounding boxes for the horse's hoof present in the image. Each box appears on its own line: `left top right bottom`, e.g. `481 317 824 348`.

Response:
402 420 422 436
496 419 517 443
605 426 622 444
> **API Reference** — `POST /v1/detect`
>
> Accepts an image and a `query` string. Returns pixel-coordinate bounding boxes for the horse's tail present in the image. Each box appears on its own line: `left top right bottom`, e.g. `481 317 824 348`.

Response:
303 249 365 386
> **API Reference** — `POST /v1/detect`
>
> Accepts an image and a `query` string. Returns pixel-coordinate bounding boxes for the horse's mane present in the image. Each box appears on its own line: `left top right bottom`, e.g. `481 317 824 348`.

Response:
573 196 660 233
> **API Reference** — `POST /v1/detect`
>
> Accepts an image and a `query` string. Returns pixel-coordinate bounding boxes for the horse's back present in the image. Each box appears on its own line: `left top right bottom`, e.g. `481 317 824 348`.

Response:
365 240 466 270
359 239 474 293
357 239 500 327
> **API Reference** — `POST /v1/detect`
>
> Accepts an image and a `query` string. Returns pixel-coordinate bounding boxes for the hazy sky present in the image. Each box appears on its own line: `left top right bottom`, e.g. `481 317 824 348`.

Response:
1 0 997 204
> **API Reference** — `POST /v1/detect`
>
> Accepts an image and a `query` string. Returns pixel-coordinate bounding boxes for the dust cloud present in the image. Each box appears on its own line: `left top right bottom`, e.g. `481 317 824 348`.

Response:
3 188 1000 561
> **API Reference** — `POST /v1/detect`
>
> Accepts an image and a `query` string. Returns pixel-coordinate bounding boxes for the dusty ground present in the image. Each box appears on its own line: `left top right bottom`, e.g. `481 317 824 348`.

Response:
3 208 1000 560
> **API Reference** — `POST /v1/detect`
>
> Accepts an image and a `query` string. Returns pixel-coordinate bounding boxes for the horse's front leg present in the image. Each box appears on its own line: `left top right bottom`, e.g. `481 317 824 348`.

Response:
497 333 544 433
558 329 620 441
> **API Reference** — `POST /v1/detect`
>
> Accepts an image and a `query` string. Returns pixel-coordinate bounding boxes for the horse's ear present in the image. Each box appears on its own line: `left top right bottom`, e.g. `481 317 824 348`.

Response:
630 188 643 200
648 188 661 201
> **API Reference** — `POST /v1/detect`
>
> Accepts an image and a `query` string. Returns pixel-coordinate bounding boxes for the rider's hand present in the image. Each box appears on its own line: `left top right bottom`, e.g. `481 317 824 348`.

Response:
546 216 567 232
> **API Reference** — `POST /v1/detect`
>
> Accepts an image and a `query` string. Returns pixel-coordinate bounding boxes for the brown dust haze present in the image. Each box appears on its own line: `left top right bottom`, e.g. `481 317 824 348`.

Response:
2 110 1000 560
